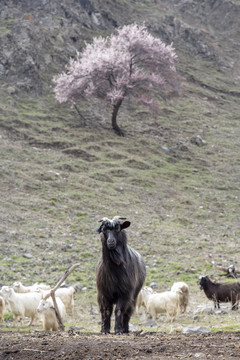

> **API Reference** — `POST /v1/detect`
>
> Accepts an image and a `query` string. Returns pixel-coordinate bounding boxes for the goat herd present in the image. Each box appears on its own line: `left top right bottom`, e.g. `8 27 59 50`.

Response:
0 282 74 331
0 216 239 334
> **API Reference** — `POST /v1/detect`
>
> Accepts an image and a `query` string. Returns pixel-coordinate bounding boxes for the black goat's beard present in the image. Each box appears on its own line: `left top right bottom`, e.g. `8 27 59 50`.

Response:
109 247 125 266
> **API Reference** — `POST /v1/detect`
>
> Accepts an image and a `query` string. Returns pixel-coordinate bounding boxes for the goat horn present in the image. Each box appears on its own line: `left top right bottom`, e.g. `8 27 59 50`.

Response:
113 216 127 221
98 217 110 223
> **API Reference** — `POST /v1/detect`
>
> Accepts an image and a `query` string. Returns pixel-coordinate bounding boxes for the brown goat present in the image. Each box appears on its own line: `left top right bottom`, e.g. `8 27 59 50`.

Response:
199 276 240 310
0 296 5 323
96 216 146 334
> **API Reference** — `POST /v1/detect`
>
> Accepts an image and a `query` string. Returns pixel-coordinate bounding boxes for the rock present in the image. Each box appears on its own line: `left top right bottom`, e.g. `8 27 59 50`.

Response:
143 320 158 327
129 323 139 331
182 326 211 334
215 310 228 315
6 86 18 95
193 352 206 358
150 282 159 289
73 283 83 293
178 144 189 152
68 326 85 332
161 146 169 151
190 135 207 146
169 142 190 153
23 253 33 259
194 304 214 315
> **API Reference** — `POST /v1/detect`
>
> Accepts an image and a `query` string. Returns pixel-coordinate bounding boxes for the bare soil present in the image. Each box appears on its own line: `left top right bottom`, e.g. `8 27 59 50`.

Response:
1 330 240 359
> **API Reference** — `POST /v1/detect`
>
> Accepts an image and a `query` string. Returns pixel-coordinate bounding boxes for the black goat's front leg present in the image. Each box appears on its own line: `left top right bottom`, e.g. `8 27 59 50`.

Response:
114 301 125 335
114 308 123 335
214 300 220 309
100 305 113 334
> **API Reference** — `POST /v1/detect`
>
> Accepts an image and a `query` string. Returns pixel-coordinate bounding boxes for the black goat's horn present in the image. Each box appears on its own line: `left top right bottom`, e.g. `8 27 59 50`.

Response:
99 217 110 223
113 216 127 221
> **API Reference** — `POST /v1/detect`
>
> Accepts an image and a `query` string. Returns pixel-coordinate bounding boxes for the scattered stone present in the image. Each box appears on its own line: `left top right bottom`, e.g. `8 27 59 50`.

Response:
129 323 138 331
169 142 190 153
61 243 73 251
185 267 197 274
161 146 169 151
194 304 214 315
178 144 189 152
68 326 85 332
23 253 33 259
190 135 207 146
73 283 84 293
47 170 60 176
215 310 228 315
41 339 48 345
137 330 149 336
150 282 158 289
6 86 17 95
182 326 211 334
143 320 158 327
194 352 205 358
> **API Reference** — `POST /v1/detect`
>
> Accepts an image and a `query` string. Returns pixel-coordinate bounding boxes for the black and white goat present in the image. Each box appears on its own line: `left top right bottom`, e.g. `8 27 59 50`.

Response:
199 275 240 310
96 216 146 334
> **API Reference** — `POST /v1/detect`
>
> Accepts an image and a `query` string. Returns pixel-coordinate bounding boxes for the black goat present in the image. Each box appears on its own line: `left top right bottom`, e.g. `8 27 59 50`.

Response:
96 216 146 334
199 276 240 310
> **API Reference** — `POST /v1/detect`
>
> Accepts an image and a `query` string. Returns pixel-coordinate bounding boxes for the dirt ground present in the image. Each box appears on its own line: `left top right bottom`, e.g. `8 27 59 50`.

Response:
0 331 240 360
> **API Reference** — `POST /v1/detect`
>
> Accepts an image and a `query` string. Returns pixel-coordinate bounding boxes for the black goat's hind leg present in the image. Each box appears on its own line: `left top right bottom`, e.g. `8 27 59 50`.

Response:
122 313 130 333
123 306 133 333
231 298 238 310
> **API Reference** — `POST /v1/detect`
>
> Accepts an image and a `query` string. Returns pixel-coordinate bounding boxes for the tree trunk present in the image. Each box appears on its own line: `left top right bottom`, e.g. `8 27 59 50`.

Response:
111 99 124 136
74 104 86 127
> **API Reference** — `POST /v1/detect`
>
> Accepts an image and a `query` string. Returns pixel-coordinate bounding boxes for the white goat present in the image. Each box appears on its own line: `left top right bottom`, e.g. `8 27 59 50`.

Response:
37 297 66 331
145 290 181 322
171 281 189 313
38 287 75 314
0 286 42 326
136 286 153 314
13 281 50 293
55 287 75 314
0 296 5 323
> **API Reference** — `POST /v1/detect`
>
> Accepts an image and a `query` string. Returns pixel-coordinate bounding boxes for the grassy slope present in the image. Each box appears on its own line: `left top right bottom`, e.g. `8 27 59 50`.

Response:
0 0 239 332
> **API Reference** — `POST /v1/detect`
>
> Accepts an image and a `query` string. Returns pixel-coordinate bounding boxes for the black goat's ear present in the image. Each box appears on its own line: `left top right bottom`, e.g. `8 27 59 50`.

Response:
96 225 103 234
120 221 131 230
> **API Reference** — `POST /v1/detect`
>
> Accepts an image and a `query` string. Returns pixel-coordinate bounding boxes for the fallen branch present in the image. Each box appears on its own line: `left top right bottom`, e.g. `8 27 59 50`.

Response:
22 349 52 353
216 265 240 278
43 263 80 331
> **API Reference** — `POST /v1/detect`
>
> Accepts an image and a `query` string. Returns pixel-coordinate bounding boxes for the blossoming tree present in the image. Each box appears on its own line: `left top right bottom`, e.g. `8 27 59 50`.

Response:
53 24 181 136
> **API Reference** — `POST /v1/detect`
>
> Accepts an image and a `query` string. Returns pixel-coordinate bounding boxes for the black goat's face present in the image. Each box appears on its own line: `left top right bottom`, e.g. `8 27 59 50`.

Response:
105 226 119 250
98 218 131 250
199 276 208 290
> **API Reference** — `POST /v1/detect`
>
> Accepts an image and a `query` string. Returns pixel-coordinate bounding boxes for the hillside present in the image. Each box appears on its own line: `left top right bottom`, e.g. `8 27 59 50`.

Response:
0 0 240 337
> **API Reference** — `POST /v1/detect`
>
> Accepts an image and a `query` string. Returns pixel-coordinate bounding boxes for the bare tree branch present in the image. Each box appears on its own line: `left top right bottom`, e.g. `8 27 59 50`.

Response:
43 263 80 331
216 265 240 278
